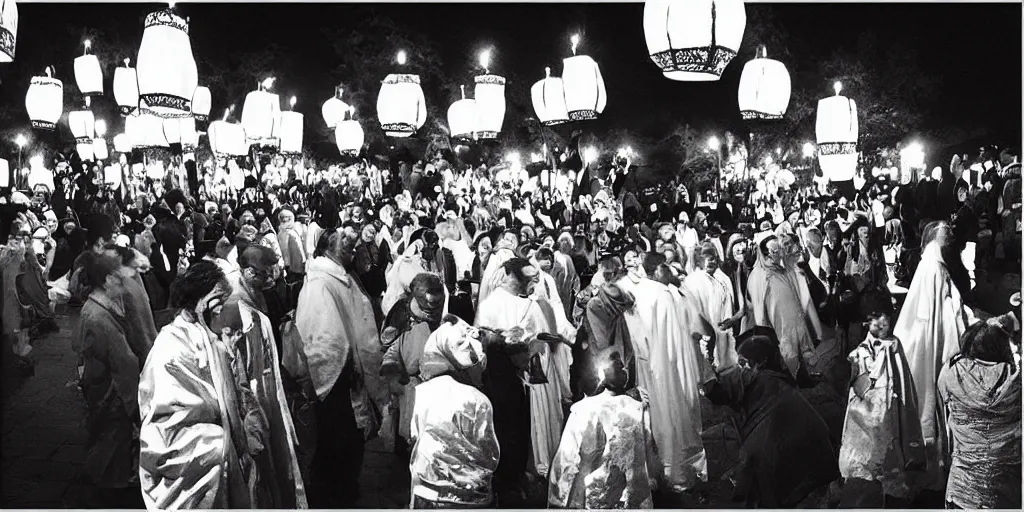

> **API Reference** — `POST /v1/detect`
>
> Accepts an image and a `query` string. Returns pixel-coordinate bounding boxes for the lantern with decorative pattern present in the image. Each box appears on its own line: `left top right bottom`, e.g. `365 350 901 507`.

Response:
815 81 859 182
69 107 95 146
0 0 17 63
562 35 607 121
136 9 198 117
531 67 568 126
644 0 746 81
127 111 170 149
474 74 505 139
191 86 211 122
25 68 62 130
447 85 477 141
377 69 427 137
114 59 140 116
335 107 364 156
241 78 281 147
737 45 791 120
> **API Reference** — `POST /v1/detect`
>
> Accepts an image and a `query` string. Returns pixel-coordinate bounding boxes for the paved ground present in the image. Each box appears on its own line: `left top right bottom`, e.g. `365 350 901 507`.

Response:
2 268 1018 508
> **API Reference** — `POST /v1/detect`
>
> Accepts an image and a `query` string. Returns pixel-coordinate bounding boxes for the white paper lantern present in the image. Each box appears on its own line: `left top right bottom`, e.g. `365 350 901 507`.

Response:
208 120 248 156
0 1 18 63
737 46 791 120
0 158 9 188
335 117 364 156
447 85 477 141
179 117 198 151
114 60 139 116
377 73 427 137
27 159 54 192
68 109 95 144
93 138 109 161
241 88 281 146
146 161 165 181
278 111 303 154
25 71 62 130
562 54 607 121
136 9 198 117
162 117 181 144
113 133 131 153
816 82 859 182
228 160 245 191
531 67 569 126
322 88 349 130
104 163 122 190
191 86 211 122
474 74 505 139
127 112 170 149
644 0 746 81
74 54 103 96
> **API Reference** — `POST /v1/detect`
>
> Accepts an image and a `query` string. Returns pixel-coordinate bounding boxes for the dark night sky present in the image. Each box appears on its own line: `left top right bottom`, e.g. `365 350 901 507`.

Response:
2 2 1021 148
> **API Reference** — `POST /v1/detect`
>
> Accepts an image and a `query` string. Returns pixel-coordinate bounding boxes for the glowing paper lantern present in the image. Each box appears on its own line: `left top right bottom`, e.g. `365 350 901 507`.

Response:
127 112 170 149
335 109 364 155
447 85 477 141
25 69 62 130
208 120 248 156
0 159 9 188
179 117 199 151
27 159 54 192
136 9 198 117
474 74 505 139
228 160 245 191
68 109 95 144
816 82 859 182
74 54 103 96
146 161 165 181
113 133 131 153
241 81 281 146
114 60 139 116
278 111 303 154
0 1 18 63
531 67 568 126
93 138 109 161
737 45 791 120
191 86 211 122
321 87 349 129
562 37 607 121
377 73 427 137
644 0 747 81
162 117 182 144
104 163 122 190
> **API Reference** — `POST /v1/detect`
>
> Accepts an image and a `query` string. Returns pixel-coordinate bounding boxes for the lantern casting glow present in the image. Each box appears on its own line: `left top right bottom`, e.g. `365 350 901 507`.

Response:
208 120 248 156
377 73 427 138
447 84 477 141
900 142 925 173
803 142 815 159
562 35 607 121
0 0 18 62
25 68 63 130
191 86 211 122
336 108 364 156
74 41 103 96
136 9 198 117
815 81 859 182
644 0 746 81
278 110 304 154
113 59 140 116
531 67 569 126
737 45 791 120
322 86 349 129
241 80 282 147
69 109 96 144
475 72 505 139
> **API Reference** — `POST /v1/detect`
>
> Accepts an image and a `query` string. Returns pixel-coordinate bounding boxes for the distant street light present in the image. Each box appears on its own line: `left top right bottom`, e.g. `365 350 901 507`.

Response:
707 136 721 151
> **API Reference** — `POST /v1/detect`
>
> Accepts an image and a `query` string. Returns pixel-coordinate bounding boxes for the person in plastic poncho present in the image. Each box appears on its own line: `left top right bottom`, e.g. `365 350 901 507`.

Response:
138 261 253 509
408 317 499 508
548 349 659 509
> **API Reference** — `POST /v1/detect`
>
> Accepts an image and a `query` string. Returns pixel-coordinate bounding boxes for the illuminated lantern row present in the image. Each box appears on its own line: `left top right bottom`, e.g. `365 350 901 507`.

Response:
335 107 364 155
644 0 746 81
474 74 505 139
322 86 349 130
531 67 568 126
279 106 303 155
114 59 140 116
737 45 791 120
562 36 607 121
377 73 426 137
815 82 859 182
0 0 17 62
136 9 198 117
74 46 103 96
25 68 62 130
241 78 281 147
447 85 477 141
191 86 211 122
208 120 248 156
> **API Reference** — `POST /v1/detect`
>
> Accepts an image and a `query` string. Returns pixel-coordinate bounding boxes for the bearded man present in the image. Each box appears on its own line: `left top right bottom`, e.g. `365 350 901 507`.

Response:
211 246 306 508
475 258 573 484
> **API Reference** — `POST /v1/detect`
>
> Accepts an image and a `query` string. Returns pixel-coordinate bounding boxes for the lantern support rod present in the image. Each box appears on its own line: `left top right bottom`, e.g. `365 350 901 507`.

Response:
45 66 53 78
757 45 767 59
460 84 465 100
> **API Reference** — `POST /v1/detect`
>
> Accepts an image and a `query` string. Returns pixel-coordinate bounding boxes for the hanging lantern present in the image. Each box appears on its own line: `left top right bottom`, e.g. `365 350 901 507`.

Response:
114 59 140 116
27 158 54 193
127 111 170 149
322 86 349 129
562 35 607 121
162 117 182 144
104 163 122 190
180 117 199 151
228 159 245 191
113 133 131 153
191 86 211 122
644 0 747 81
815 81 859 182
93 138 109 161
279 110 303 155
136 9 198 117
737 45 791 120
377 52 427 138
0 159 8 188
69 107 96 145
74 41 103 96
474 75 505 139
335 107 364 155
0 1 18 63
209 120 248 156
146 161 165 181
25 68 62 130
241 77 281 147
447 85 477 141
531 67 569 126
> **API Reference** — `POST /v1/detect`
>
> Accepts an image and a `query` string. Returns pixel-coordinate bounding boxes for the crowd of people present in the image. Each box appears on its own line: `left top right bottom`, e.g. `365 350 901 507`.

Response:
0 140 1020 509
